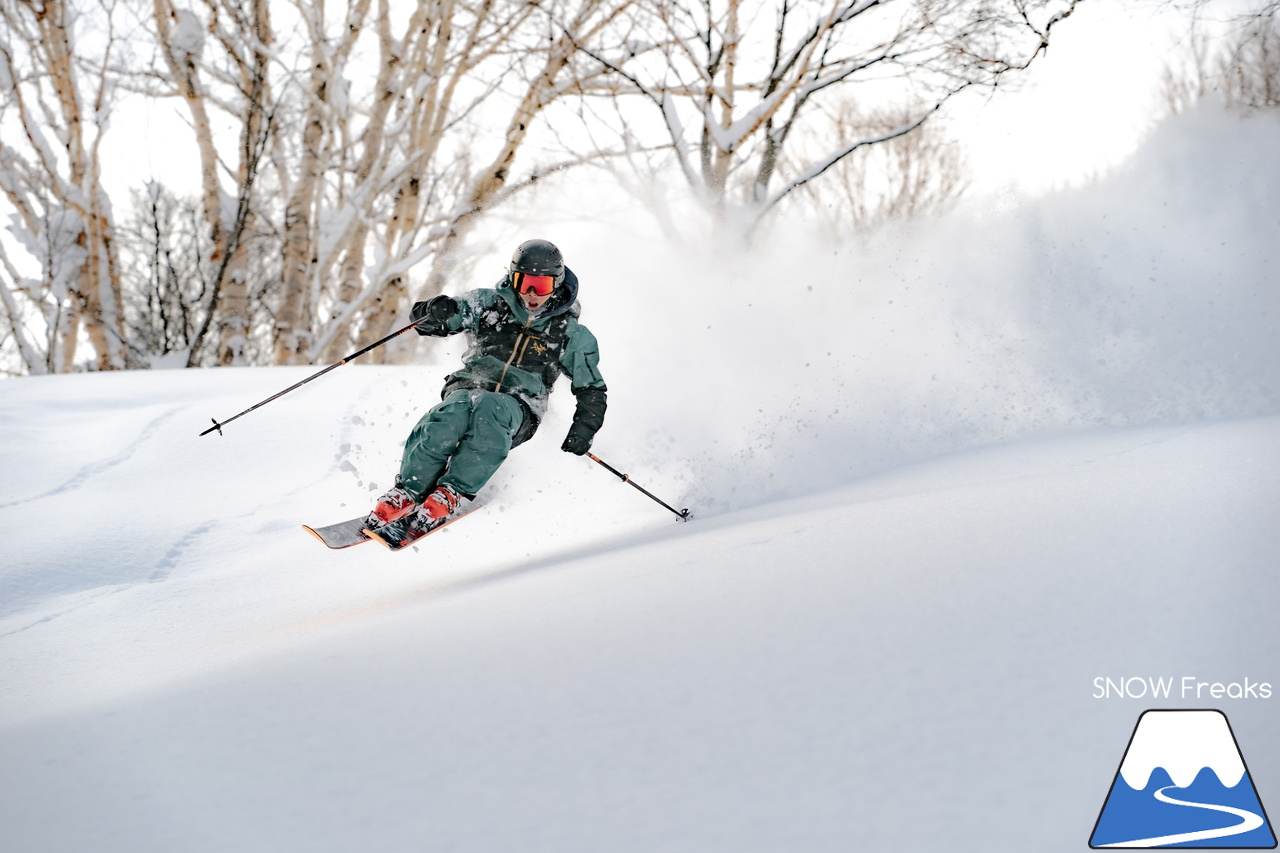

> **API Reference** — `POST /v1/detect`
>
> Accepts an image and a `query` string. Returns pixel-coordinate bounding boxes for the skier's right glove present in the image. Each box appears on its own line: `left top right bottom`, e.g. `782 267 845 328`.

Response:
410 295 458 336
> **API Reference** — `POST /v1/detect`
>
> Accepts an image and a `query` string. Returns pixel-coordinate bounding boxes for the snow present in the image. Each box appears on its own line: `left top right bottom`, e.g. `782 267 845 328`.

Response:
170 10 205 62
1 102 1279 851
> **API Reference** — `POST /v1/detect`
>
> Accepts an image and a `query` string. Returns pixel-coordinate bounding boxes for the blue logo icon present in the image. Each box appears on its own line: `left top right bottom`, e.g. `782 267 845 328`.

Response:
1091 710 1276 848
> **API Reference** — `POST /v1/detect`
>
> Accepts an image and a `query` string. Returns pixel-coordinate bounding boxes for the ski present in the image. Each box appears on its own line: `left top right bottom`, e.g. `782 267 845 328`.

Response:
363 504 482 552
303 516 374 549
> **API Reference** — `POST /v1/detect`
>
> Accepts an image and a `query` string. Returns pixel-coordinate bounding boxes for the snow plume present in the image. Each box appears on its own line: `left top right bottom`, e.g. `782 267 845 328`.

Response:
557 101 1280 514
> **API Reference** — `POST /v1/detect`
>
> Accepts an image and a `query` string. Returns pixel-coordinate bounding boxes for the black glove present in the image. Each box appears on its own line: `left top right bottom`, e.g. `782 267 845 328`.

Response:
410 295 458 335
562 386 606 455
561 426 593 456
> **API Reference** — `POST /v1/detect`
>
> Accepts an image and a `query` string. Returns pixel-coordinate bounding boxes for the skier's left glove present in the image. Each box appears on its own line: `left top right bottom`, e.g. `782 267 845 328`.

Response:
561 426 593 456
410 295 458 336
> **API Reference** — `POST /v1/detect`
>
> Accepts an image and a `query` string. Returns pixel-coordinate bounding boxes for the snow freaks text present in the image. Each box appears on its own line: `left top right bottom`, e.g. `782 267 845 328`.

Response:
1092 676 1274 701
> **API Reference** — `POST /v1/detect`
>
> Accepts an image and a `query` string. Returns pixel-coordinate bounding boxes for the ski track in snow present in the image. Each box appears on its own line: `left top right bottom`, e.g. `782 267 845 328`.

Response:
150 522 216 581
0 583 134 640
0 405 184 510
0 469 321 636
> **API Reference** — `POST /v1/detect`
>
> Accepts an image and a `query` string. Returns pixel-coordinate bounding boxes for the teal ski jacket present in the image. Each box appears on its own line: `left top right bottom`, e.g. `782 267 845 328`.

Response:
411 267 606 448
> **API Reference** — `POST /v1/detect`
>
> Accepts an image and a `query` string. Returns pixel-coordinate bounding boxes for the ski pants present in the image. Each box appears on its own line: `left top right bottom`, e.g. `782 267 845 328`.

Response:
398 389 525 499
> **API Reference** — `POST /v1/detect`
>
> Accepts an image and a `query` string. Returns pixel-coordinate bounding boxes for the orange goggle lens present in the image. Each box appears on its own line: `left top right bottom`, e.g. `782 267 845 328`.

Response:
514 272 556 297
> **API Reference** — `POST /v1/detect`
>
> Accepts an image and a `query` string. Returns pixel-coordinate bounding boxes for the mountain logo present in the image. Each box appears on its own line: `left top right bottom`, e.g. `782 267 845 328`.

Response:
1090 710 1276 848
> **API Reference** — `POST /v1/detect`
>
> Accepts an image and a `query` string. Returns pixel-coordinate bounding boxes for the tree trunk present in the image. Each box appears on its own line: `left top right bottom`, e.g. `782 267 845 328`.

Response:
274 59 327 364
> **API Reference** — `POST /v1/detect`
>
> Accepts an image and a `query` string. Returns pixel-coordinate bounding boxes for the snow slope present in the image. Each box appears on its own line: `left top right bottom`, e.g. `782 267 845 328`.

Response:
2 102 1279 852
0 365 1276 852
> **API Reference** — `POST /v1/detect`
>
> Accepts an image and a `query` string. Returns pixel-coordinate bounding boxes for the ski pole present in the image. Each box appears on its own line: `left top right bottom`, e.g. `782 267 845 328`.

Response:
588 453 691 521
200 322 418 436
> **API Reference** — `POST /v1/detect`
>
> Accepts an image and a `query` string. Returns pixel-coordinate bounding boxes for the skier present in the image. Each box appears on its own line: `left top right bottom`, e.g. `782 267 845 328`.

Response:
364 238 607 536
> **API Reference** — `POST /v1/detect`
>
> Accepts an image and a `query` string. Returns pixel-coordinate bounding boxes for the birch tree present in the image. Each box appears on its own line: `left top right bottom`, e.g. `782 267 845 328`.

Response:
115 0 633 369
146 0 274 367
0 0 130 372
254 0 632 365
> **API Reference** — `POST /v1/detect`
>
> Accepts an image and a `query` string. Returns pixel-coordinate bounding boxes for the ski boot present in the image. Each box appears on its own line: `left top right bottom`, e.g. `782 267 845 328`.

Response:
419 483 463 520
365 484 475 551
376 483 464 549
366 484 417 530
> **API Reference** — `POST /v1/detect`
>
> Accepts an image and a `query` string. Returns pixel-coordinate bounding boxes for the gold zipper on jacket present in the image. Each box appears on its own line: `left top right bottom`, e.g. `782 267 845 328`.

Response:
493 315 534 393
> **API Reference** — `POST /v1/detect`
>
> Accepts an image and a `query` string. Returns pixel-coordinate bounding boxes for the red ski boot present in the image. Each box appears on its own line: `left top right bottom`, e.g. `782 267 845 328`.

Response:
420 483 462 519
367 485 417 529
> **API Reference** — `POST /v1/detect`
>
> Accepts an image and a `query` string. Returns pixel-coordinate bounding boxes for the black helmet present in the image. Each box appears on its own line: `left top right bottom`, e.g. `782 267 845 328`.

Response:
510 239 564 283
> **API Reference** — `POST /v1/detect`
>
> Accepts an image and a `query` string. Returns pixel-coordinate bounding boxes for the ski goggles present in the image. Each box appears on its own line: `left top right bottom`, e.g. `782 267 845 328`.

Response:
513 272 557 297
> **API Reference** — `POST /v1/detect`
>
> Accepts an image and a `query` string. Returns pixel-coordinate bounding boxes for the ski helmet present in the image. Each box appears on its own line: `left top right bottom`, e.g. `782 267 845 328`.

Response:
510 239 564 285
